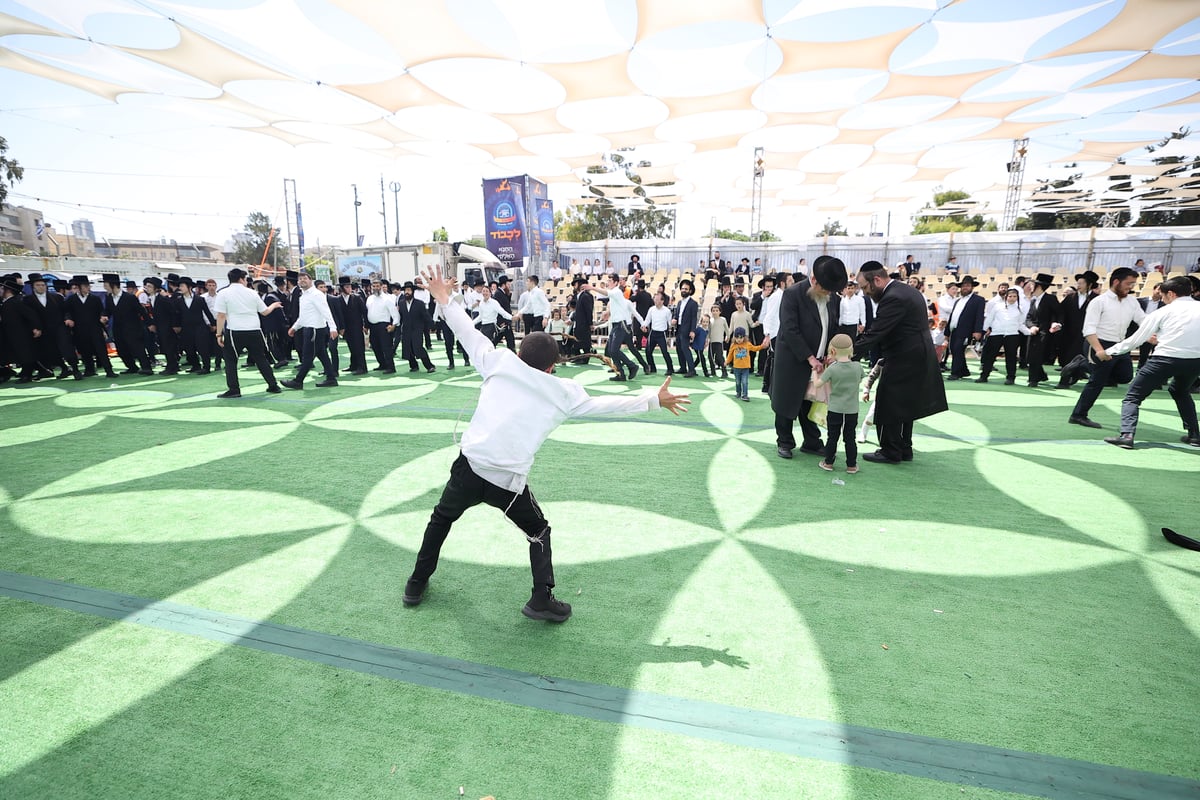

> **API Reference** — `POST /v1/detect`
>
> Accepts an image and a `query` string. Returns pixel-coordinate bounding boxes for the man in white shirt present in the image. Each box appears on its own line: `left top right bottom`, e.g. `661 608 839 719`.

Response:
599 272 641 382
517 274 551 333
642 290 675 374
474 285 512 344
756 274 782 388
281 270 339 390
1069 267 1146 428
213 267 284 398
549 263 564 286
401 265 690 623
364 278 399 373
837 281 866 339
1100 276 1200 448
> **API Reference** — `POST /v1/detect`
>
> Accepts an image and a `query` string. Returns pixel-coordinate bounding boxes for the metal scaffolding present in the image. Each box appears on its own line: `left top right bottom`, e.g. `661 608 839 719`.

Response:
750 146 764 241
1001 138 1029 231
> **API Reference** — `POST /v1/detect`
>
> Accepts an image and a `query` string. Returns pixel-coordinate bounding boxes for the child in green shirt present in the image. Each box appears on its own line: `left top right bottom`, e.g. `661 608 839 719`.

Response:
813 333 863 473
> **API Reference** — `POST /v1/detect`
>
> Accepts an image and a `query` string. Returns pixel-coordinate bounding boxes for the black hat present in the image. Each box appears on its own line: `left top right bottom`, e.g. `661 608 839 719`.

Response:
53 278 70 291
273 275 286 286
166 273 181 285
125 279 138 289
958 275 980 286
636 279 646 289
1033 273 1055 287
733 277 746 286
719 276 731 286
27 272 45 283
401 281 415 291
285 270 299 281
144 276 163 289
571 275 588 286
497 275 509 284
1 278 20 295
338 275 351 285
178 276 195 287
791 271 805 282
813 257 849 293
678 278 695 292
71 274 90 286
102 273 120 285
757 274 777 288
1074 270 1099 285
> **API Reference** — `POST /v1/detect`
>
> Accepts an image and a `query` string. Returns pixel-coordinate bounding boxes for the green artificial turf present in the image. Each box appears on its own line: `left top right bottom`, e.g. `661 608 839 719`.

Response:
1 349 1198 799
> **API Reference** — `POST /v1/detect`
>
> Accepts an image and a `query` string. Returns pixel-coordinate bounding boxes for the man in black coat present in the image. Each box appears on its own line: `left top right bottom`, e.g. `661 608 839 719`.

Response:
25 273 79 379
854 261 948 463
571 275 594 357
1057 270 1098 377
337 276 368 373
145 276 182 374
1 277 42 383
176 277 216 373
396 281 435 372
493 275 516 350
945 275 986 380
1024 273 1063 387
672 278 700 377
102 274 153 375
64 275 115 377
769 258 845 459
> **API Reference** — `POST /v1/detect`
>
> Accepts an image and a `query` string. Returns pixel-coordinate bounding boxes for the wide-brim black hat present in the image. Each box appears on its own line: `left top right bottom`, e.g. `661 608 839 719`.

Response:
102 273 120 284
1074 270 1099 284
571 275 588 285
285 270 299 281
144 277 163 289
813 257 848 293
178 276 195 287
1033 273 1055 287
958 275 980 286
53 279 70 291
757 274 777 288
338 276 351 285
678 278 695 291
27 272 45 283
497 275 509 284
402 281 416 290
166 273 181 284
71 274 90 286
1 279 20 294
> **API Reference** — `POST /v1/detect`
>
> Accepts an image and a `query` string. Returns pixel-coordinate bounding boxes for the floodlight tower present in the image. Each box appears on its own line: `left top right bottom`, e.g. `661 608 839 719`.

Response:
750 147 765 241
1001 138 1029 231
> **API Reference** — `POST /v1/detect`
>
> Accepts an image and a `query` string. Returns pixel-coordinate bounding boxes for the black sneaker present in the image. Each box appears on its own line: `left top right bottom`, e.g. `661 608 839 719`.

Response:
265 385 283 394
402 579 427 607
628 364 639 380
522 592 572 622
1181 435 1200 447
217 389 242 399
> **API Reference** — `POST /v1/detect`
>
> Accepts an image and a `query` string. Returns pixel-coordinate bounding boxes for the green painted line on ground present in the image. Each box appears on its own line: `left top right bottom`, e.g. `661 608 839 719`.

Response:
2 569 1196 800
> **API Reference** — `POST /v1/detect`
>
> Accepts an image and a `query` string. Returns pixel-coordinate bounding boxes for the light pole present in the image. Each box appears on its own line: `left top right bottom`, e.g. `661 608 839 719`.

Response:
379 175 387 246
389 181 401 244
352 184 362 247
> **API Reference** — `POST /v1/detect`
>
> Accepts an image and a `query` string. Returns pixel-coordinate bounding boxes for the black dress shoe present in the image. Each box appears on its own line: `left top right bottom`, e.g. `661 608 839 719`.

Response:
351 369 368 375
609 374 627 382
82 369 97 377
315 379 338 387
409 367 420 372
776 446 793 460
973 376 988 383
1004 378 1015 385
138 369 154 376
1069 415 1102 429
122 368 138 374
265 385 283 394
280 379 303 390
947 375 961 381
901 451 914 462
197 368 211 375
1104 435 1134 449
863 451 901 464
381 368 396 374
797 444 824 456
426 367 436 374
683 371 698 378
217 389 242 399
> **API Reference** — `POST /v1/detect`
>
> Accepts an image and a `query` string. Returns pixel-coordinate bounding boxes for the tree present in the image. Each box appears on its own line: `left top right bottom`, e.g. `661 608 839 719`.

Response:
431 226 448 242
0 136 23 208
815 219 847 237
555 204 675 241
911 189 992 234
712 227 781 242
232 211 288 267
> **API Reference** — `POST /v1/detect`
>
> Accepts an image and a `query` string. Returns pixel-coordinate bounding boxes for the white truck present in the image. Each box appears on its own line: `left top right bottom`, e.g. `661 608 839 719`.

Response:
336 242 507 288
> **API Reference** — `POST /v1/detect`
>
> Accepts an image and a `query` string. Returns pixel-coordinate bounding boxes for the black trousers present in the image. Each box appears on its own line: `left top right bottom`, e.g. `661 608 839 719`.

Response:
775 407 823 451
410 453 555 596
345 326 367 372
605 321 638 377
979 334 1019 380
73 327 111 374
523 313 544 333
824 411 859 467
1026 332 1056 384
675 331 696 374
760 343 774 392
402 336 435 371
646 330 674 373
948 330 974 377
1072 341 1131 419
157 326 180 372
878 419 914 461
439 320 467 367
368 322 395 371
222 329 277 392
183 324 212 370
114 325 151 372
293 326 336 383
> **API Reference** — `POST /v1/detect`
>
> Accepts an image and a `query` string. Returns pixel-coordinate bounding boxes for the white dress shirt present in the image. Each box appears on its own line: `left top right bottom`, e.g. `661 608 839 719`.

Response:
431 291 464 322
214 283 267 331
605 287 636 325
937 293 957 322
365 292 399 325
444 302 660 493
984 301 1031 336
1082 290 1145 341
1106 296 1200 359
759 289 783 338
462 287 483 311
292 286 337 332
644 305 672 332
517 286 551 318
838 293 865 327
474 297 512 325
